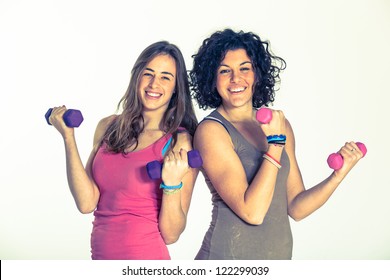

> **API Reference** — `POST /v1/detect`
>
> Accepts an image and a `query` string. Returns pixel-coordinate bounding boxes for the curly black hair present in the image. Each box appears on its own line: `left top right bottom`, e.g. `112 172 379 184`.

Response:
190 29 286 110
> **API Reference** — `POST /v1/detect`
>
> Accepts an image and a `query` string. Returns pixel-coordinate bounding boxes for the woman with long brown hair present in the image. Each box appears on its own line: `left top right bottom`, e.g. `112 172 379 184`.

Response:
48 41 198 259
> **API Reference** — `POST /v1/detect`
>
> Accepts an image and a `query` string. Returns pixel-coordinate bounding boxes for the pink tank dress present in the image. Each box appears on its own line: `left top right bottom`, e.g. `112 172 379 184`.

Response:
90 135 172 260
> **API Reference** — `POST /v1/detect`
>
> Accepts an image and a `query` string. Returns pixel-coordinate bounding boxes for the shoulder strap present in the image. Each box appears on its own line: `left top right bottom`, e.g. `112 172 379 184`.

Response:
202 116 229 133
162 136 173 157
161 127 188 156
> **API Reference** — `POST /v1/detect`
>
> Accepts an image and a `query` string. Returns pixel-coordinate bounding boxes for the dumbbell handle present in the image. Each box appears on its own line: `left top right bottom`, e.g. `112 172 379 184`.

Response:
146 149 203 180
45 108 84 128
327 142 367 170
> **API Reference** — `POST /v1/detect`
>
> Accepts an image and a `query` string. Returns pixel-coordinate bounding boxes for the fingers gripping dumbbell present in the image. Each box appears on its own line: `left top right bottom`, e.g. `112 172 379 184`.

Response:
256 107 272 124
257 108 368 170
327 142 367 170
45 108 84 127
146 150 203 180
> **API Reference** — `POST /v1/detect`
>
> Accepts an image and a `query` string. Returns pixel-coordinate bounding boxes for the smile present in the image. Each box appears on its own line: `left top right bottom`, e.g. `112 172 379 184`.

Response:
228 87 246 94
146 91 162 98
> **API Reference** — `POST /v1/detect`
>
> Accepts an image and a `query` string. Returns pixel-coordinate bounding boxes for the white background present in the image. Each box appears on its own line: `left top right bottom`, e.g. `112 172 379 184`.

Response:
0 0 389 260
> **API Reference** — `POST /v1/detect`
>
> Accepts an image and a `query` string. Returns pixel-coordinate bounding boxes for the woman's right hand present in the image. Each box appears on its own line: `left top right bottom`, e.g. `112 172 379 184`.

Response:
259 109 287 137
48 105 75 139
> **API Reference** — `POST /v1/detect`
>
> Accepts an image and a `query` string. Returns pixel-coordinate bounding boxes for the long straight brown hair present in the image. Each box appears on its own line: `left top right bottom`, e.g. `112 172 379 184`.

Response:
103 41 198 154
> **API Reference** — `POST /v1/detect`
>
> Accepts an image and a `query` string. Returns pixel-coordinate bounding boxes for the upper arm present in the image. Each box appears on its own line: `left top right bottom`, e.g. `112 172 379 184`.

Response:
284 119 306 209
194 121 250 218
85 115 117 196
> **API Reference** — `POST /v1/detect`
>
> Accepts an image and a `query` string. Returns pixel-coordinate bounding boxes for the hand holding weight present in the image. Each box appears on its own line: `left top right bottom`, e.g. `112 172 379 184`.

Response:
146 149 203 180
45 108 84 127
327 142 367 170
256 107 272 124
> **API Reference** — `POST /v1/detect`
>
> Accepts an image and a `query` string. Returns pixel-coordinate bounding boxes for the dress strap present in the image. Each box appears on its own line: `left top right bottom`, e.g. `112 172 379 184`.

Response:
161 127 189 157
202 116 229 133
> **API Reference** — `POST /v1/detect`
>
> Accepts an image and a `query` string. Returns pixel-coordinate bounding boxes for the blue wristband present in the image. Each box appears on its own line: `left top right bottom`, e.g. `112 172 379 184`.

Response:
160 182 183 190
266 134 287 142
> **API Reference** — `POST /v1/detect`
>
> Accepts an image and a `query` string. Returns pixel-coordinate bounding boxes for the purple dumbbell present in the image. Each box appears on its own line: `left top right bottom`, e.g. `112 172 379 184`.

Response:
45 108 84 128
327 142 367 170
256 107 272 124
146 149 203 180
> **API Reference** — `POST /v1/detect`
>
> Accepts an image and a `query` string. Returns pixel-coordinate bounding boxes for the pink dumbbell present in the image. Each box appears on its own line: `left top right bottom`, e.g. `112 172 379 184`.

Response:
327 142 367 170
256 107 272 124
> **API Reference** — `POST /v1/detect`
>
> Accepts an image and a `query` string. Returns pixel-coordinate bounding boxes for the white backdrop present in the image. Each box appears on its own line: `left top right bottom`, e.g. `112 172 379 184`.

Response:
1 0 389 260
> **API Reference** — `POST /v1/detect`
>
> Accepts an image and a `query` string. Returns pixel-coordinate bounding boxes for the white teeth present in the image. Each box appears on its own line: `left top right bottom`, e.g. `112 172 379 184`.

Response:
229 87 245 93
146 91 161 97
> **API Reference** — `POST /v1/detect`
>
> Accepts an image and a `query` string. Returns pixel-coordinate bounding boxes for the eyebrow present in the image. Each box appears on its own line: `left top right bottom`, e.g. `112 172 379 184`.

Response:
219 61 252 67
145 67 175 78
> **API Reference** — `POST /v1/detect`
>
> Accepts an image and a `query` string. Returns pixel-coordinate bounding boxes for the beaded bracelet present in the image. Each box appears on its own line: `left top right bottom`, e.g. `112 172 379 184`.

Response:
160 182 183 190
263 153 282 169
163 188 182 195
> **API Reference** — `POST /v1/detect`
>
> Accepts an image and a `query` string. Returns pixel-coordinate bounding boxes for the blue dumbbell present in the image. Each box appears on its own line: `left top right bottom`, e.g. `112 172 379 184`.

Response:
146 150 203 179
45 108 84 127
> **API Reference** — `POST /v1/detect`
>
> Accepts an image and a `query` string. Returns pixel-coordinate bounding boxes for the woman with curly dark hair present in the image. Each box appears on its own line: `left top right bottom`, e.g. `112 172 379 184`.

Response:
48 41 199 259
190 29 364 259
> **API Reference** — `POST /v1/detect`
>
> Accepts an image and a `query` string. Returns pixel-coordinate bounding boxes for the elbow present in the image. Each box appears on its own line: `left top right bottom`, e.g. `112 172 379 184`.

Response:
242 213 265 226
162 235 180 245
288 209 305 222
290 215 303 222
161 231 181 245
77 203 96 214
160 224 185 245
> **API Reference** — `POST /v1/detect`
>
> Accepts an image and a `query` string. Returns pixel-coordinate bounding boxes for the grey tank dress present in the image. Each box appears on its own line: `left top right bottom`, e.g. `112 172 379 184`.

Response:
195 110 293 260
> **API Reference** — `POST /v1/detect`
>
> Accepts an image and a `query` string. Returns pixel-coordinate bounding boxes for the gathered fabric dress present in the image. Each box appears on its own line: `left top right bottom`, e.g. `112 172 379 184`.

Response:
90 134 173 260
195 110 293 260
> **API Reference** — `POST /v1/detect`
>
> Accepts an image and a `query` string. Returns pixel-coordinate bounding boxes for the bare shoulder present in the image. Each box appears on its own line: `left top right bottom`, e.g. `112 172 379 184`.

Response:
93 114 117 147
194 119 232 150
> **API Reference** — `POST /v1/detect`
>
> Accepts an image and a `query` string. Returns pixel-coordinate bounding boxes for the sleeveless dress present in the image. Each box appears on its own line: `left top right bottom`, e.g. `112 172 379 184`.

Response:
195 110 293 260
90 134 173 260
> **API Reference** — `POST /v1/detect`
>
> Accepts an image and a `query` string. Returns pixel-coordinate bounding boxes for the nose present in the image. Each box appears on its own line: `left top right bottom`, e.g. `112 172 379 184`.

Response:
230 71 241 83
148 76 160 88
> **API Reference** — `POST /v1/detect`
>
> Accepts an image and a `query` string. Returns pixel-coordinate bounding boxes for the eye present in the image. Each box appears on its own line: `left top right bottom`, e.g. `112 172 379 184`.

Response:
143 72 153 77
240 67 251 72
219 69 230 75
161 76 171 81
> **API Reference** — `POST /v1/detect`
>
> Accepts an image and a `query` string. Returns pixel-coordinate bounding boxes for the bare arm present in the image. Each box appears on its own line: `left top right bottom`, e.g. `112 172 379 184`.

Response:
285 120 365 221
193 114 286 225
49 106 112 213
158 132 198 244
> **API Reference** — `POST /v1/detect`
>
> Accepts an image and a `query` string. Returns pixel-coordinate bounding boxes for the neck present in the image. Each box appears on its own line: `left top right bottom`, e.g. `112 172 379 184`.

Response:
218 103 254 122
142 110 165 131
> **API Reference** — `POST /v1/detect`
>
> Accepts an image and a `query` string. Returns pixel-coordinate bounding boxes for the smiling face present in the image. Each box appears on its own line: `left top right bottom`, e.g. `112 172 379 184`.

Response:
216 48 255 110
138 54 177 113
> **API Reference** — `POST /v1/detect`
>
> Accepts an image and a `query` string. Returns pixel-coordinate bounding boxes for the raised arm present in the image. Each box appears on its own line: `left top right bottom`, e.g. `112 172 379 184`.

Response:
158 132 199 244
284 119 364 221
49 106 111 213
193 114 286 225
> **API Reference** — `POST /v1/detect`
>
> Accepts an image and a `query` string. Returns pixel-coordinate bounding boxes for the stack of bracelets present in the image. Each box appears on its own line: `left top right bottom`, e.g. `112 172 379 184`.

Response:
263 134 287 169
160 182 183 195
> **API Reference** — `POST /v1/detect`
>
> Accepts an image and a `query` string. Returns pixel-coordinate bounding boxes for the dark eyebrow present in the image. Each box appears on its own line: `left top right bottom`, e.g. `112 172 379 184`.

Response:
162 71 175 78
145 68 175 78
240 61 252 66
219 61 252 67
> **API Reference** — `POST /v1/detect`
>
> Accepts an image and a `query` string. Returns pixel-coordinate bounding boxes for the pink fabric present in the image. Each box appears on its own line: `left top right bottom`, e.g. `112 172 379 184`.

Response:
91 135 171 260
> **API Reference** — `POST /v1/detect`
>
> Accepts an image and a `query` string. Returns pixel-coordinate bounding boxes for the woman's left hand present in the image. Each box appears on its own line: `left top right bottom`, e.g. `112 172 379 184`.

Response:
161 148 190 186
333 141 364 180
